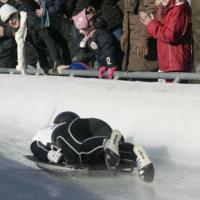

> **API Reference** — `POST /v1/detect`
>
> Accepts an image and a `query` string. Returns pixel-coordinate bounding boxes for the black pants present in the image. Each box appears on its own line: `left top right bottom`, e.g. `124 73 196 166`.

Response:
31 118 137 165
49 17 82 64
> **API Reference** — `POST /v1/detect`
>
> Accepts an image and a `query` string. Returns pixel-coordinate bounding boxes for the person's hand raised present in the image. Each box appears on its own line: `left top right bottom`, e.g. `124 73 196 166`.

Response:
139 12 154 26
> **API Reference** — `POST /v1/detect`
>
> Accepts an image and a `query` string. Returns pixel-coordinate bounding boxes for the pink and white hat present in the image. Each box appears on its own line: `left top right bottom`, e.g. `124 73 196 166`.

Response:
72 8 95 30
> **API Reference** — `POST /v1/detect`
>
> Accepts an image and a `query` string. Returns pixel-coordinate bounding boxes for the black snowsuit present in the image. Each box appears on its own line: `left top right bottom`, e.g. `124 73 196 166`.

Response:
31 112 137 167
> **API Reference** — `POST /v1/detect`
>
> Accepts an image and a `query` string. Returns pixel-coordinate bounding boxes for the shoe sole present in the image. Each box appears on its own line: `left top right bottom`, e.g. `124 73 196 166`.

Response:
139 163 155 182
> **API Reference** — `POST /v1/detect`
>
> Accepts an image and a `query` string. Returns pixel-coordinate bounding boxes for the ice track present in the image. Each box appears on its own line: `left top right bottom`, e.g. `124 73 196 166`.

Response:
0 74 200 200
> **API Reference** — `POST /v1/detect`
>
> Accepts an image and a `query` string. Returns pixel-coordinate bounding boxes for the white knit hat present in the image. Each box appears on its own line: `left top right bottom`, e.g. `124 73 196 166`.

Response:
0 4 18 22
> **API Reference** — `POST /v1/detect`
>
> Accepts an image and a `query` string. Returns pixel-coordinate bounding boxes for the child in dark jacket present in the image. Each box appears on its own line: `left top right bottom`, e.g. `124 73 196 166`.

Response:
72 6 122 79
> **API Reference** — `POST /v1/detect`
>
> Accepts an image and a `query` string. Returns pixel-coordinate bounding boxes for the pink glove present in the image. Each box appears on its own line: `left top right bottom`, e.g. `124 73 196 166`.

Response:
98 66 107 79
107 67 117 79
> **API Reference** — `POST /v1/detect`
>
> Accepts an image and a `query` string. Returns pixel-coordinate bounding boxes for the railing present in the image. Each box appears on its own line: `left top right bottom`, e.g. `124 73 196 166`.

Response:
1 67 200 83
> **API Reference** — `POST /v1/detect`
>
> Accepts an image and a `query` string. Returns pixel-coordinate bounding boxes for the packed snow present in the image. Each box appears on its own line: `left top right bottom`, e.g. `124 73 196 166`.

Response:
0 74 200 200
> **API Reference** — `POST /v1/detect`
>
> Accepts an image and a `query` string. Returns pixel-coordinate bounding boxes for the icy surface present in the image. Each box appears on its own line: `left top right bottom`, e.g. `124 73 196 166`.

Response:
0 74 200 200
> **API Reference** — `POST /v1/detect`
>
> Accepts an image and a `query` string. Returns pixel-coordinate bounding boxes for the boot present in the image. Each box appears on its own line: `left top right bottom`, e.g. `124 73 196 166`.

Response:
133 144 155 182
104 129 122 170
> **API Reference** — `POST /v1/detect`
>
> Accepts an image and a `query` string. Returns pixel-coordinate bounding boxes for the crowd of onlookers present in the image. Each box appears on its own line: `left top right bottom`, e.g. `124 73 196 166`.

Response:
0 0 193 81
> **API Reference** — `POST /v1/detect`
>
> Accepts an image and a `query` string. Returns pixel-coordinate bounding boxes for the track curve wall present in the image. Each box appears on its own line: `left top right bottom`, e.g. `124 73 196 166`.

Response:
0 74 200 164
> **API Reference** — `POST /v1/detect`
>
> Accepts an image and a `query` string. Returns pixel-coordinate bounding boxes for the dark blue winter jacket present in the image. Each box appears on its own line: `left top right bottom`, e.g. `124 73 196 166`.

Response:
86 18 122 68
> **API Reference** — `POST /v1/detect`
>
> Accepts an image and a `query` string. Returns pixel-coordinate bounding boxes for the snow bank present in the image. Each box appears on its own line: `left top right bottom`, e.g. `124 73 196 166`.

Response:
0 74 200 164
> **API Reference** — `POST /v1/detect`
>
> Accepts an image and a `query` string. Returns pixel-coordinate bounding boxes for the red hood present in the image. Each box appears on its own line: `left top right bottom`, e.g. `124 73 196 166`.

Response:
157 0 189 21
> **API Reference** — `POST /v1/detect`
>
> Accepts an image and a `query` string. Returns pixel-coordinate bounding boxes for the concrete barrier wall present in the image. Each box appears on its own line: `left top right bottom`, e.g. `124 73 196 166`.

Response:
0 74 200 164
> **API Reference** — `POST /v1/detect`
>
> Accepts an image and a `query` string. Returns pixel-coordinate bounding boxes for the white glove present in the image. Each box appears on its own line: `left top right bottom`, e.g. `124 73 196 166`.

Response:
16 64 22 71
47 148 62 163
16 64 26 75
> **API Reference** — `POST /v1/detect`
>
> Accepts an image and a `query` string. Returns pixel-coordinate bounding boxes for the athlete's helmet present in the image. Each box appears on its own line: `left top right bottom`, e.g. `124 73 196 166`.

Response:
53 111 80 124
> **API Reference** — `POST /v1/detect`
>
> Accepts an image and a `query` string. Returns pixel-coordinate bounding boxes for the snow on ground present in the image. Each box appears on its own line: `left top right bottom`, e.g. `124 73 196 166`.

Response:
0 74 200 200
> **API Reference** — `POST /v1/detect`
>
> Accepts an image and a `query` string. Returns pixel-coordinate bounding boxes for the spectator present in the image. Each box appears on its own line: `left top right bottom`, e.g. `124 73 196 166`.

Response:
140 0 193 81
34 0 76 64
91 0 123 41
120 0 158 72
0 4 65 74
14 0 41 69
0 1 39 70
72 7 122 79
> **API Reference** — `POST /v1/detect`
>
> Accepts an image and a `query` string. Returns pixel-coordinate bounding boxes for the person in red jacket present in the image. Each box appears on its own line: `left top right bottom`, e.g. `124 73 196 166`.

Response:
139 0 193 81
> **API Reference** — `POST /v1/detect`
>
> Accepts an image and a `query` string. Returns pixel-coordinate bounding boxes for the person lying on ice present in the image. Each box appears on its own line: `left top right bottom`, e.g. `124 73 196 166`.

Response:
30 111 155 182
